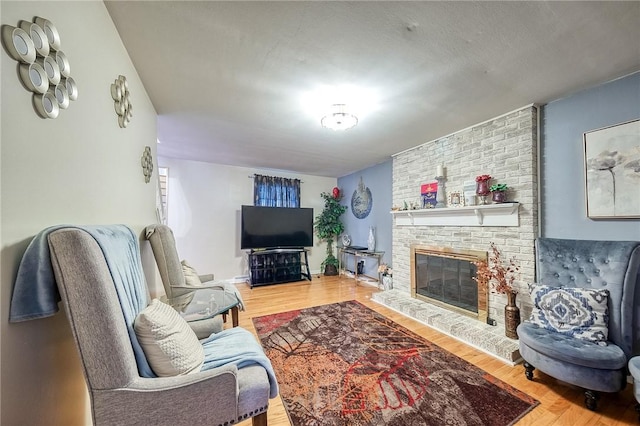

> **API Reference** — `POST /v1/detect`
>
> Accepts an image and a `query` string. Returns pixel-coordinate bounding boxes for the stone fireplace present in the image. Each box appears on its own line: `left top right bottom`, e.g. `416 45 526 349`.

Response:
371 106 540 362
411 245 488 323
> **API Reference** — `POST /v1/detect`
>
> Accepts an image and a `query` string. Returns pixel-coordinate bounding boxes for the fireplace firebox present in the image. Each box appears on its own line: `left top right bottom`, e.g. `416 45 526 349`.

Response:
410 245 488 323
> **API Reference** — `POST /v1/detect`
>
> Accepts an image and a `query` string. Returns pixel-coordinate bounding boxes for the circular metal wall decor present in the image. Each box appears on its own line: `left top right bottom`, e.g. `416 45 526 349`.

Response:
141 146 153 183
351 176 373 219
2 25 36 63
1 17 77 119
18 62 48 93
111 75 133 128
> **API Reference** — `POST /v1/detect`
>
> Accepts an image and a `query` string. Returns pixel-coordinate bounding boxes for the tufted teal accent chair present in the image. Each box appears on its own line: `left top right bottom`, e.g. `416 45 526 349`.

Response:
517 238 640 411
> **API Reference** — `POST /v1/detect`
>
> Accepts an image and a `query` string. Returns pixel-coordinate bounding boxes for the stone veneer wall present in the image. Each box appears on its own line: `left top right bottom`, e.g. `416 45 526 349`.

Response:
392 106 539 325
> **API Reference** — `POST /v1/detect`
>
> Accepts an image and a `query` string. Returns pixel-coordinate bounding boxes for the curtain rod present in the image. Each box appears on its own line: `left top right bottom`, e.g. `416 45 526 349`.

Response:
248 174 304 183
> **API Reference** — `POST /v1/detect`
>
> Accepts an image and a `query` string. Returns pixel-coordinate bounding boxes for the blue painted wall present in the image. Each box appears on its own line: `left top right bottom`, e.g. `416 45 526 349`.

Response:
337 160 393 278
541 72 640 240
339 72 640 264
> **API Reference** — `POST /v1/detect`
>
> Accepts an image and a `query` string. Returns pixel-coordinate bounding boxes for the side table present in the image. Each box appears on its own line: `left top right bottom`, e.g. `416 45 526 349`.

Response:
338 247 385 284
161 287 241 331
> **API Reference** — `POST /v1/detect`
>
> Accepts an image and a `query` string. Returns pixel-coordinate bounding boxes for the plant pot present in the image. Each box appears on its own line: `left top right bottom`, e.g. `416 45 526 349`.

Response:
324 264 338 276
492 191 507 203
381 275 393 290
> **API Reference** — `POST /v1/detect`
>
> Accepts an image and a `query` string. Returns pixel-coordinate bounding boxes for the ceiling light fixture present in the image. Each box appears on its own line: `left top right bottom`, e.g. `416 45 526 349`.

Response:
321 104 358 131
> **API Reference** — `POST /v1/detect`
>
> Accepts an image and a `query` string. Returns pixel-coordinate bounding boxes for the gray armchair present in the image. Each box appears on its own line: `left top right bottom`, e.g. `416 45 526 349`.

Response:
517 238 640 411
145 224 244 337
145 224 221 299
48 226 275 426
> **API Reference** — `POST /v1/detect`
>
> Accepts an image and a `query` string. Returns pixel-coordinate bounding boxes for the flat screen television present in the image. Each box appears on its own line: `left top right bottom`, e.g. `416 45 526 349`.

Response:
241 205 314 250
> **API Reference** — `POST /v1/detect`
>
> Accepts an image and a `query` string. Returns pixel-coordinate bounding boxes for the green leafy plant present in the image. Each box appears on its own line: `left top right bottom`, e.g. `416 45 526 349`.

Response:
314 191 348 273
489 183 507 192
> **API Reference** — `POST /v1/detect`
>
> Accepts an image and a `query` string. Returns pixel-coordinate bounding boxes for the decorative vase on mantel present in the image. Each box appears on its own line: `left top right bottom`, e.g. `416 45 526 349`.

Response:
476 181 490 205
505 291 521 339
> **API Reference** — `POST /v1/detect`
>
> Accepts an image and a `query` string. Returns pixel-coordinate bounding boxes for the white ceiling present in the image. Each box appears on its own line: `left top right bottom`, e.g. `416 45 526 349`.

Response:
105 1 640 178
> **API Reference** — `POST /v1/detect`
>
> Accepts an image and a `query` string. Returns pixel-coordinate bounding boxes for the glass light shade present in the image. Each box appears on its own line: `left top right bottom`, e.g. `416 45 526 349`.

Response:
321 104 358 131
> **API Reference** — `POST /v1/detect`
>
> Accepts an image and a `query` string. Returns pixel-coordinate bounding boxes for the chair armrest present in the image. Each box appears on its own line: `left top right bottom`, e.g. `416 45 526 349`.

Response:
130 363 237 391
170 282 225 290
93 364 240 424
198 274 214 282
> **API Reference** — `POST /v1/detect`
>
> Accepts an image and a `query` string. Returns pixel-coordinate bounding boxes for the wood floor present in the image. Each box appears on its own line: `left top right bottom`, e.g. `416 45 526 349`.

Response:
234 275 637 426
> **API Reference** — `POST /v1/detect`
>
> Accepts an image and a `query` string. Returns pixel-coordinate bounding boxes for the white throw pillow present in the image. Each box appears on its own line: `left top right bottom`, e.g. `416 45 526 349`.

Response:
181 260 203 287
134 299 204 376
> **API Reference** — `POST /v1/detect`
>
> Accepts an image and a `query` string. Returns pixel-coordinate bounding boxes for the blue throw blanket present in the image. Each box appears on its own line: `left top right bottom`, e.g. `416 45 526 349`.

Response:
10 225 279 396
9 225 65 322
202 328 279 398
9 225 156 377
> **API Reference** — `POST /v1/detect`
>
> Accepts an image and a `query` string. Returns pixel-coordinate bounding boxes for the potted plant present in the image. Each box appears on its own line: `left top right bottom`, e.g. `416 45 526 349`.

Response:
378 263 393 290
489 183 508 203
314 188 348 276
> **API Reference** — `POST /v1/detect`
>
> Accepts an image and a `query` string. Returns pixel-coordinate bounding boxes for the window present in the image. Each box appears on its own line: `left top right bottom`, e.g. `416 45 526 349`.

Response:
253 174 300 208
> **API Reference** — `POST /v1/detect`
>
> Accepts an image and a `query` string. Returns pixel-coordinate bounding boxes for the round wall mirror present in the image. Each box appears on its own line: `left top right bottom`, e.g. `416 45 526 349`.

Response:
14 33 29 55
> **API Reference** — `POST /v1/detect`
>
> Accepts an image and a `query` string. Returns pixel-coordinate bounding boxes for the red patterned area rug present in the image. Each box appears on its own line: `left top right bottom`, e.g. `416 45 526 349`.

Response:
253 300 538 426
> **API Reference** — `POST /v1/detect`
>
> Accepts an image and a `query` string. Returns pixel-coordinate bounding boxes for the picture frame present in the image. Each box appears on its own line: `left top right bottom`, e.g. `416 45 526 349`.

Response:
463 180 477 206
448 191 463 207
583 119 640 218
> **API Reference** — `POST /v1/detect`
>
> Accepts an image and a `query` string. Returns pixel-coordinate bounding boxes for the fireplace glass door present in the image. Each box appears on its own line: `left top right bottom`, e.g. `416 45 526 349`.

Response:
415 254 478 315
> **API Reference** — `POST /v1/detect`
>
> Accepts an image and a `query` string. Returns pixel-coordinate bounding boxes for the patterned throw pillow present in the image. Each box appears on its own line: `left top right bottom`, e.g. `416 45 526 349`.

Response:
528 284 610 346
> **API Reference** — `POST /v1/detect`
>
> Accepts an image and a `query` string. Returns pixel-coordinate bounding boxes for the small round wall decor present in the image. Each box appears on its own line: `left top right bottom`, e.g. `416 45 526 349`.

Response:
351 176 373 219
141 146 153 183
111 75 133 128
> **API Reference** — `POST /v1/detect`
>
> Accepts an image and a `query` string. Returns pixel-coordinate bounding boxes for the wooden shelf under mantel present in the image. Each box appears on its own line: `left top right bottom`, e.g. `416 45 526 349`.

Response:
390 203 519 227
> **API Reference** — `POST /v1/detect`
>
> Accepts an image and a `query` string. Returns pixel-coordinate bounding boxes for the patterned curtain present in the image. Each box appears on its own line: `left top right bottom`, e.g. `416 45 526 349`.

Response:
253 174 301 207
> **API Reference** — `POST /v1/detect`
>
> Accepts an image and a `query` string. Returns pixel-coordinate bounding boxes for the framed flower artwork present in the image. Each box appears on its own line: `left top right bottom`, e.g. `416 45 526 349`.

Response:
583 119 640 218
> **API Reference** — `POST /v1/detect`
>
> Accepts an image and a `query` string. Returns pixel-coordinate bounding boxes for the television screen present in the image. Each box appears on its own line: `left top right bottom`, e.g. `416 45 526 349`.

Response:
241 205 314 250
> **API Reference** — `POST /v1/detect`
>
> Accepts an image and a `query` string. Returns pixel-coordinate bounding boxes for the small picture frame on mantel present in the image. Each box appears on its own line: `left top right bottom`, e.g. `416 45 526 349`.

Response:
448 191 464 207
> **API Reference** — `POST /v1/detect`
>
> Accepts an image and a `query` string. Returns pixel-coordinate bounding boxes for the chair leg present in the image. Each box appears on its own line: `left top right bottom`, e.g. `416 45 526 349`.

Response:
252 412 267 426
523 361 535 380
584 389 599 411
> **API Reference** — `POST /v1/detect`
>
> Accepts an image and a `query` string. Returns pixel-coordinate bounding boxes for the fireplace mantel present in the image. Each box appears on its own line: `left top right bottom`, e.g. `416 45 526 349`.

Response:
391 203 519 227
